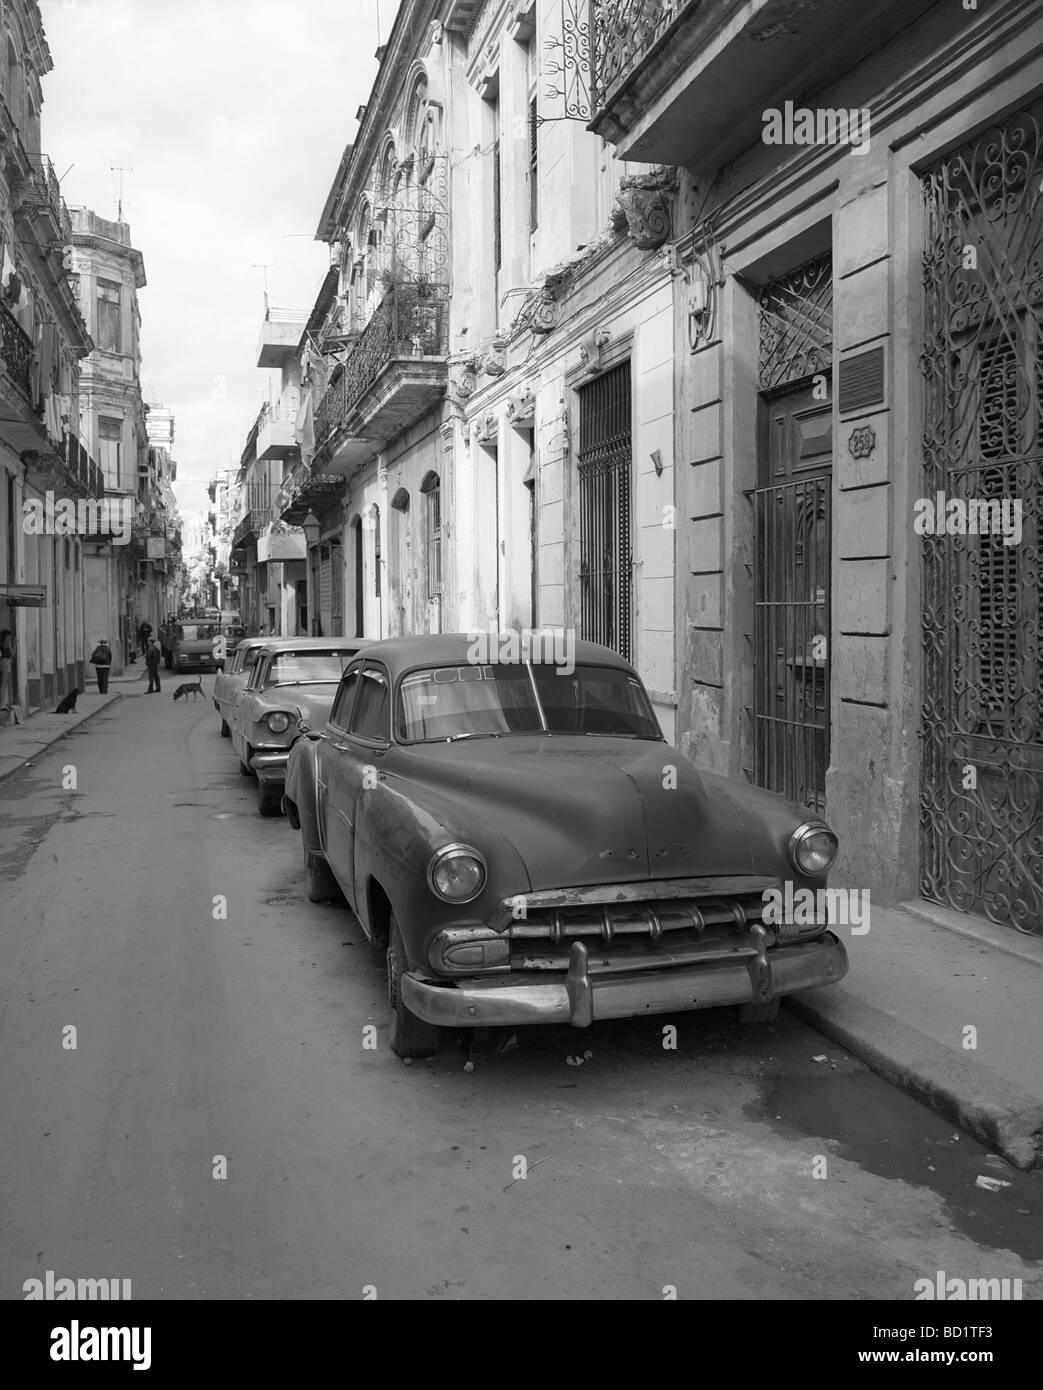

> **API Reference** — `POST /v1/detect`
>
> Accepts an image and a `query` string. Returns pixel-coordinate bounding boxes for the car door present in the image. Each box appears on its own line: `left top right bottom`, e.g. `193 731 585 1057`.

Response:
323 661 391 910
320 662 363 895
234 655 268 758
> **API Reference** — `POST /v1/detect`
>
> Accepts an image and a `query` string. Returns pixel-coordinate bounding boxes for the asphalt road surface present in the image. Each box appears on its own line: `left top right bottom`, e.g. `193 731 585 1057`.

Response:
1 685 1040 1300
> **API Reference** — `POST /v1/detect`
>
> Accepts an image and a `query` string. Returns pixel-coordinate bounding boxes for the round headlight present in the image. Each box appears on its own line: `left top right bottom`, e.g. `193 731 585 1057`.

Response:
428 845 487 903
789 823 838 876
266 711 292 734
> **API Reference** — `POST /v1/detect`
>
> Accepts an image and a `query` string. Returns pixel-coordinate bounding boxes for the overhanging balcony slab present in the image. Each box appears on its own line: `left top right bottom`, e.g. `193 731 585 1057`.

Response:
257 415 298 461
593 0 939 170
322 359 447 472
256 316 307 369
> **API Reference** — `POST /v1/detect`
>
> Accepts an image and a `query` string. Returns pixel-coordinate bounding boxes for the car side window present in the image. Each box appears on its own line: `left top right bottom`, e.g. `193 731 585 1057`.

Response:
251 658 268 690
350 663 390 742
330 665 363 729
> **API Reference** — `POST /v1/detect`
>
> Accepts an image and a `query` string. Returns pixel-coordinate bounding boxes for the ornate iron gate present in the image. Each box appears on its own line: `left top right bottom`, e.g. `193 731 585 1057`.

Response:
578 361 632 661
920 99 1042 935
753 255 834 812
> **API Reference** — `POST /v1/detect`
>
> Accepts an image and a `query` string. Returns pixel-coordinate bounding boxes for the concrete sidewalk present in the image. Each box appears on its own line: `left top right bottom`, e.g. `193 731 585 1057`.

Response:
788 901 1043 1169
0 679 141 783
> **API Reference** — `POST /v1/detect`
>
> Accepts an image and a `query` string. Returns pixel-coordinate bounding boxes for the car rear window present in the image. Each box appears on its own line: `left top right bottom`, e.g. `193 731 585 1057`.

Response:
267 651 351 685
397 663 662 742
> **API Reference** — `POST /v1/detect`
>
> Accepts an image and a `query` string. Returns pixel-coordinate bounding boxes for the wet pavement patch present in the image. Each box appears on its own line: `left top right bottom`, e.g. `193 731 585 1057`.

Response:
754 1067 1043 1260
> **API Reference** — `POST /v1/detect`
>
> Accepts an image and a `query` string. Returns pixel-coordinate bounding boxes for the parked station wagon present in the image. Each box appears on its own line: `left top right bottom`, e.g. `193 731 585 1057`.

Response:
232 637 371 815
283 634 849 1058
213 637 269 739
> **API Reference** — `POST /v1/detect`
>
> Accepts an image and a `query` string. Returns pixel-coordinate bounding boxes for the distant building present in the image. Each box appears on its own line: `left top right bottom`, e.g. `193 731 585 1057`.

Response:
69 206 149 672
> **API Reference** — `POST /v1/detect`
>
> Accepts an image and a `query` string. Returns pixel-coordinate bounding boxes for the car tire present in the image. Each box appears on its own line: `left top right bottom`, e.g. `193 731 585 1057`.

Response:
258 781 283 817
304 848 342 904
736 998 781 1024
387 915 442 1060
220 718 230 738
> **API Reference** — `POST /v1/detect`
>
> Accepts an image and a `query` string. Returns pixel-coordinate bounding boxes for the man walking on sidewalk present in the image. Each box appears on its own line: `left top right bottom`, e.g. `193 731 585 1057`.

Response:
89 639 112 695
145 637 162 694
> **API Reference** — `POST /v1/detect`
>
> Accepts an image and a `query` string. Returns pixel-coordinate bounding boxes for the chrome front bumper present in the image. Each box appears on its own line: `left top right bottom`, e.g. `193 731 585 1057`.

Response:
401 931 848 1029
250 748 290 782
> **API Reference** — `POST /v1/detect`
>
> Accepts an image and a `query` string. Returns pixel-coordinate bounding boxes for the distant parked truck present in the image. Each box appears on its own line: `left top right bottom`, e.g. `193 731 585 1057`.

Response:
160 618 238 673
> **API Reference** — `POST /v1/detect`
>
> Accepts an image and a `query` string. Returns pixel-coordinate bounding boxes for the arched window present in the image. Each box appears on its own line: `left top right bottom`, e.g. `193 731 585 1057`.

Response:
390 488 410 635
421 472 441 599
406 72 429 153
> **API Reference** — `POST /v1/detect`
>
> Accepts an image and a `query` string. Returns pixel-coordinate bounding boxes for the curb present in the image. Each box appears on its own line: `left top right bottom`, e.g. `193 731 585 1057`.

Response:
786 985 1043 1170
0 691 123 785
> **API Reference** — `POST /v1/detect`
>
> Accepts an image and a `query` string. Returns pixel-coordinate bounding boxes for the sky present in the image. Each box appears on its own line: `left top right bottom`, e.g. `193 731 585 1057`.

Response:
39 0 400 523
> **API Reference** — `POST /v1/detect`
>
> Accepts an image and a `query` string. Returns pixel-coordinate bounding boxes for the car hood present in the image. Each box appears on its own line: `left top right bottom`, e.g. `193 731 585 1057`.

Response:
388 737 756 890
259 682 340 722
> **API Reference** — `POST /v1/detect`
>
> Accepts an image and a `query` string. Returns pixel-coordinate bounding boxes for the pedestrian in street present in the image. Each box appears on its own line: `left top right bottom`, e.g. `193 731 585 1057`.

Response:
138 619 153 656
145 637 162 694
0 629 14 708
89 639 112 695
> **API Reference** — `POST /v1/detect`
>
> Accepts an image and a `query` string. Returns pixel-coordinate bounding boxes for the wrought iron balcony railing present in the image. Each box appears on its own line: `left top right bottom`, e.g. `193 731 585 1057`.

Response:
314 282 449 450
0 299 33 398
26 155 73 244
590 0 686 109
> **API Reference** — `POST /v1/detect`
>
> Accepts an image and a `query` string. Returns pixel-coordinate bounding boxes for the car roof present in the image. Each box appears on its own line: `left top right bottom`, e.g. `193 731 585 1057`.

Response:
349 633 638 680
256 637 373 657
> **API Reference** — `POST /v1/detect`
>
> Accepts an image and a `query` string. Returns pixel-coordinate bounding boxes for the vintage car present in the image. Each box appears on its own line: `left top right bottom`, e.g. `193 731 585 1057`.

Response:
213 637 269 738
232 637 371 815
283 634 849 1058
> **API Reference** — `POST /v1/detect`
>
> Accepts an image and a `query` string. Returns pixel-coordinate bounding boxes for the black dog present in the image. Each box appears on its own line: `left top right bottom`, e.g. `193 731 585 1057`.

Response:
55 688 81 714
172 680 204 702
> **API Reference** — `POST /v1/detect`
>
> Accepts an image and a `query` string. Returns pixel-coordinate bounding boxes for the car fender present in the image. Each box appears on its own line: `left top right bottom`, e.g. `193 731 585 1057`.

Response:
284 735 324 852
353 768 530 965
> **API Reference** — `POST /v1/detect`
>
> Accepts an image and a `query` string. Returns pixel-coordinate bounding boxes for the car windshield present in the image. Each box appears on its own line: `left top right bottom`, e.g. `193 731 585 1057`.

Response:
222 624 245 639
177 624 215 641
397 663 662 743
265 651 350 686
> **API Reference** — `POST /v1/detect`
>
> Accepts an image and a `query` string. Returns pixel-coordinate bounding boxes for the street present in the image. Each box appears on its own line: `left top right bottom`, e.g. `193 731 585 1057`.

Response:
0 687 1039 1301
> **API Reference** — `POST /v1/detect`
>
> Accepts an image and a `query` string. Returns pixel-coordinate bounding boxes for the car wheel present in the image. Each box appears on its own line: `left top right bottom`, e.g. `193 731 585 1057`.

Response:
220 718 230 738
239 744 255 777
387 914 442 1060
304 848 341 904
736 998 781 1024
258 780 283 817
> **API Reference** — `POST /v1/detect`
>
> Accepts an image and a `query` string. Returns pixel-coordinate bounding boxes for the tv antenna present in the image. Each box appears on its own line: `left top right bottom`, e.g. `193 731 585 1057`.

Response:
111 166 133 222
252 262 275 314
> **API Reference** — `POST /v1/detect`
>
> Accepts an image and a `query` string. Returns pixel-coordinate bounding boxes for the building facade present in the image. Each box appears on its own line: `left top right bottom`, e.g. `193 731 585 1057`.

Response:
228 0 1041 938
585 0 1042 933
0 0 96 713
69 207 150 673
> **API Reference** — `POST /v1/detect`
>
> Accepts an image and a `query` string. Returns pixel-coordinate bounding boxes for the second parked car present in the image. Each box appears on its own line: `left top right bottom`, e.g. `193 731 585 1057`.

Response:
213 637 269 739
232 637 371 815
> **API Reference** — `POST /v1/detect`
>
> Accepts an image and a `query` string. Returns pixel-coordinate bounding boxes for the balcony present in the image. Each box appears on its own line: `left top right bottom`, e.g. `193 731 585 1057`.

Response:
278 459 345 524
313 283 448 474
232 508 272 549
61 433 104 499
588 0 938 167
24 155 73 245
1 299 33 402
256 309 308 369
256 402 299 461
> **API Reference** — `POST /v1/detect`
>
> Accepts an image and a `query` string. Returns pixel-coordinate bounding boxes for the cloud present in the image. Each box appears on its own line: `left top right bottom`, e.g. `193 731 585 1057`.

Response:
39 0 393 519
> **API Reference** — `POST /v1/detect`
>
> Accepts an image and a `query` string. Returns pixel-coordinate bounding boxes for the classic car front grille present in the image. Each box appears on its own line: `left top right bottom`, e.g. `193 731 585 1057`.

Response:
508 893 766 946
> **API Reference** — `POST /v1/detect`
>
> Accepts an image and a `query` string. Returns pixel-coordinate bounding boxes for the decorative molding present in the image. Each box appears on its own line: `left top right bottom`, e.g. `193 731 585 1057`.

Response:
610 170 678 251
506 383 536 426
482 338 507 376
578 327 611 375
476 410 498 445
